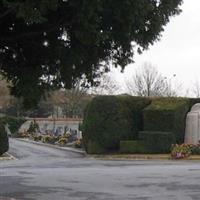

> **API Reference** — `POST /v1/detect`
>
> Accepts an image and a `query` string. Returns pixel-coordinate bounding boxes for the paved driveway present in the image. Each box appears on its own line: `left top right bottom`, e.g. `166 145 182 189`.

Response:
1 139 200 200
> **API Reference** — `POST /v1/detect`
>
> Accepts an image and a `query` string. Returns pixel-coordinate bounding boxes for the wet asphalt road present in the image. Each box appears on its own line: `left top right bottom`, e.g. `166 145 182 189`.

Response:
1 139 200 200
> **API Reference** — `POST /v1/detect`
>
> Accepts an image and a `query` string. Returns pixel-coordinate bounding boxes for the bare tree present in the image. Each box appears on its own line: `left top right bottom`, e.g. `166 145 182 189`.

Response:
90 74 120 95
192 80 200 98
62 81 90 118
47 80 92 118
162 74 183 97
125 62 180 97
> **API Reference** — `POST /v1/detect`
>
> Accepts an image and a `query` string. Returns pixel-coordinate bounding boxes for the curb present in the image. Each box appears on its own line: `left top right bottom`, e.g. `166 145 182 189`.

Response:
0 152 16 161
6 152 18 160
92 155 171 161
91 154 200 161
14 138 86 156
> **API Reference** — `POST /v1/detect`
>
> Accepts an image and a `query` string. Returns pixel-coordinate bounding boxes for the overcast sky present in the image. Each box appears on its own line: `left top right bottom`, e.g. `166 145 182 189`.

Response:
112 0 200 97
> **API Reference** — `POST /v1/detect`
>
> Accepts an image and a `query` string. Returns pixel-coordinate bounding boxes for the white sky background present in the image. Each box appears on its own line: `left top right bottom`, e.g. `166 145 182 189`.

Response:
111 0 200 97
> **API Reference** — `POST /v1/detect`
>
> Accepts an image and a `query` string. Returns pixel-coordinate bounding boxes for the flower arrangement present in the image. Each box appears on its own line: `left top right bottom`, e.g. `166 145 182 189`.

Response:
171 144 194 159
26 131 79 147
58 137 68 146
32 134 42 141
17 131 30 138
41 135 56 144
63 132 71 138
75 139 82 148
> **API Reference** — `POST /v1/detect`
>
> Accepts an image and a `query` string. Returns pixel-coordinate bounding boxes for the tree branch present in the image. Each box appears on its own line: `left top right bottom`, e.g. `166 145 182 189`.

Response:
1 26 59 42
0 18 66 42
0 8 14 20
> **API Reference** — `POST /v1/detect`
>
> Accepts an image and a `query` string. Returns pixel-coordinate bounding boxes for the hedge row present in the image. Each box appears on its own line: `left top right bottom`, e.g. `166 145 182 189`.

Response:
120 140 147 154
188 98 200 109
0 118 9 155
120 131 175 154
82 95 151 153
143 98 190 144
83 96 200 154
139 131 175 153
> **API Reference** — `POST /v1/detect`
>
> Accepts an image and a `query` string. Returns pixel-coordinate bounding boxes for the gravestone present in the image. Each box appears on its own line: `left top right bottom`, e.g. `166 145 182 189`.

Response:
185 103 200 144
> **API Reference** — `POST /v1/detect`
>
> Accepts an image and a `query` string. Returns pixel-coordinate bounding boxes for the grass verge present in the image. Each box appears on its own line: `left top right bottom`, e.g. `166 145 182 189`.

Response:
91 154 200 161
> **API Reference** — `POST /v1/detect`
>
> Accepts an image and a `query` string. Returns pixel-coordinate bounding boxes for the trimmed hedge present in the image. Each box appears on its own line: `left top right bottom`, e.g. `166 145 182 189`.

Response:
188 98 200 109
83 96 200 154
82 95 151 153
139 131 175 153
120 132 175 154
86 141 106 154
0 118 9 155
143 98 190 144
120 140 147 153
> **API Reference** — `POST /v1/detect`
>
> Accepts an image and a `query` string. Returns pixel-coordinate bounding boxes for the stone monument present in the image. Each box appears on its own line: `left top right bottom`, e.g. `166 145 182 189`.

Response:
185 103 200 144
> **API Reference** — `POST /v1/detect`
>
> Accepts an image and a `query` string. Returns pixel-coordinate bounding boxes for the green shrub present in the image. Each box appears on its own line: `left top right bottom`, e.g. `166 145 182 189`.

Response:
86 141 106 154
120 140 147 153
188 98 200 109
0 119 9 155
190 144 200 155
82 95 151 153
27 120 39 134
139 131 175 153
3 116 26 134
143 98 190 143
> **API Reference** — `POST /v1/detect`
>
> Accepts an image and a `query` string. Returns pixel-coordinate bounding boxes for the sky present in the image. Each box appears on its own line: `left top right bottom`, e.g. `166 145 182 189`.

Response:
111 0 200 97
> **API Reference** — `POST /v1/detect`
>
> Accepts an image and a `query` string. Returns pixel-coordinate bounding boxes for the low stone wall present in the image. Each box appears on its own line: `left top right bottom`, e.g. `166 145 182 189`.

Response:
19 118 83 138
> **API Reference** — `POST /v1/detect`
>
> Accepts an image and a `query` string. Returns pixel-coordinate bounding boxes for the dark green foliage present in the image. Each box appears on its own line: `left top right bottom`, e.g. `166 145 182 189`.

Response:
139 131 175 153
190 145 200 155
0 119 9 155
0 0 182 107
120 140 147 154
188 98 200 109
83 96 200 154
86 141 106 154
143 98 190 143
27 120 39 134
82 95 151 153
4 116 26 134
120 131 175 154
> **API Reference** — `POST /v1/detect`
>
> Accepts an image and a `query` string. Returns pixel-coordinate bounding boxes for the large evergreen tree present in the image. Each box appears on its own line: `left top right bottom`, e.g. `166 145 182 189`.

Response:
0 0 182 107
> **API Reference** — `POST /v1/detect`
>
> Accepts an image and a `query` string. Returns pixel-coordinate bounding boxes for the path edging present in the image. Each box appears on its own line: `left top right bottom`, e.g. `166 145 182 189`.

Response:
15 138 86 156
0 152 16 161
